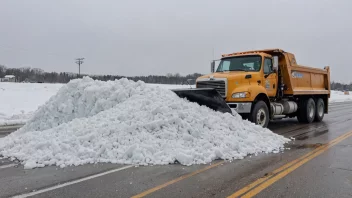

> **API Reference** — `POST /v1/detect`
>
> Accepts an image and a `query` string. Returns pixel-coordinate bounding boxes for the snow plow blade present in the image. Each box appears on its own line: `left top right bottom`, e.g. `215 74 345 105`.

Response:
171 88 232 114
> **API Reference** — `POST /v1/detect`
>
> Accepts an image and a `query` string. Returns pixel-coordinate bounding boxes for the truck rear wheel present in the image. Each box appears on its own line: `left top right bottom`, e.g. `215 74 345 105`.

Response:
249 101 269 128
314 98 324 122
297 98 316 123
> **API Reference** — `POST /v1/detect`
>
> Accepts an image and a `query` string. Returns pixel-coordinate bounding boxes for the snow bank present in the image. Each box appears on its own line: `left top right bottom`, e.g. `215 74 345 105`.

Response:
0 77 289 169
0 82 62 126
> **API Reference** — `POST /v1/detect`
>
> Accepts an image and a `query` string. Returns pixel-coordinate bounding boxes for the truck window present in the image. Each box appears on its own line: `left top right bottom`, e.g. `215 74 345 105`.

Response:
220 60 230 71
216 55 262 72
264 58 272 74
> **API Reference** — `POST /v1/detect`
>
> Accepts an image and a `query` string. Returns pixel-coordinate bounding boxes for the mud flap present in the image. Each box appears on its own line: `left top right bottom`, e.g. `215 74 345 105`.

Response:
171 88 232 114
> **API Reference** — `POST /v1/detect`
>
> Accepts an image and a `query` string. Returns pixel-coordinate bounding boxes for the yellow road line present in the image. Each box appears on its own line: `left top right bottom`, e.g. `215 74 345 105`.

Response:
228 130 352 198
229 130 352 198
131 161 224 198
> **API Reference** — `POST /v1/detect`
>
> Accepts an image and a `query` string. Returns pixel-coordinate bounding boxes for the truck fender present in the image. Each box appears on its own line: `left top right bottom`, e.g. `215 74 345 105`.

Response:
253 93 271 116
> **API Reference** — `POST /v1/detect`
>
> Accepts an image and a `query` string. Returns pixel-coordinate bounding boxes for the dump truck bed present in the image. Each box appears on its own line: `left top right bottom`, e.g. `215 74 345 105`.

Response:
282 53 330 97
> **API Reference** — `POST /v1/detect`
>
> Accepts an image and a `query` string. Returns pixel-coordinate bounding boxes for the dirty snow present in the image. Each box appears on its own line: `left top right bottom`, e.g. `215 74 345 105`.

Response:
0 77 289 169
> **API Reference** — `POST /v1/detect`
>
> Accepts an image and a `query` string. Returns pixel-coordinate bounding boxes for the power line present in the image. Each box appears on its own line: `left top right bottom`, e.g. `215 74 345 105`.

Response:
75 58 84 77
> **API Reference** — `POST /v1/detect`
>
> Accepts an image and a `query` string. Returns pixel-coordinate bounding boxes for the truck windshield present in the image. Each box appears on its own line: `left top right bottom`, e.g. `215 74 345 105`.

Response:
216 55 262 72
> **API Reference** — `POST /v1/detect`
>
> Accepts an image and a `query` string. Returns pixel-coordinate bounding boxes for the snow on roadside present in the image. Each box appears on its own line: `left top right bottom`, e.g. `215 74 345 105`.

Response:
0 77 290 169
329 90 352 103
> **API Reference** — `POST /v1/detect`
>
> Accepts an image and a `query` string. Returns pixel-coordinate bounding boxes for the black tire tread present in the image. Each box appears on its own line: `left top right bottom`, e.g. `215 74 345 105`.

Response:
297 98 315 123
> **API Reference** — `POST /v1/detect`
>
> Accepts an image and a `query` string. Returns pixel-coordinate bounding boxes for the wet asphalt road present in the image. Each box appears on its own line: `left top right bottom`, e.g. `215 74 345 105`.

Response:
1 102 352 198
0 125 23 138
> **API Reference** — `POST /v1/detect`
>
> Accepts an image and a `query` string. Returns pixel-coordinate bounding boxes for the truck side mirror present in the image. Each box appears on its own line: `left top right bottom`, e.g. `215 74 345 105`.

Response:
211 61 215 73
273 56 278 71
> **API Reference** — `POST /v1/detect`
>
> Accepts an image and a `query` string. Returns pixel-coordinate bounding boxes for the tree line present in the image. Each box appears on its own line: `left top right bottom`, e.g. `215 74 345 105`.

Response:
1 65 351 89
330 81 352 91
0 65 202 85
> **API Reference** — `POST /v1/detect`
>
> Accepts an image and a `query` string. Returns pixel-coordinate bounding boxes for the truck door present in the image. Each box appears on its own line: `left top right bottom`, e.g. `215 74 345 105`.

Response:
263 57 278 97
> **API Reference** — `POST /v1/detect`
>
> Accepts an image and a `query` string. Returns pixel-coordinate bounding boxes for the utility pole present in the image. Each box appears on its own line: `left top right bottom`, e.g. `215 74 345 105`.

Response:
75 58 84 78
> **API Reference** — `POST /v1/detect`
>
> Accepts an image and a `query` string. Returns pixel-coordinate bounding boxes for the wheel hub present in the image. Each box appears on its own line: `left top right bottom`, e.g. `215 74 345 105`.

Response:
309 104 314 118
256 108 266 126
318 103 324 117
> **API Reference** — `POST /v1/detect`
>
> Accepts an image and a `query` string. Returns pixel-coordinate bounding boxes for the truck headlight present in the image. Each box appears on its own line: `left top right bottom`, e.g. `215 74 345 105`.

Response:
232 92 249 98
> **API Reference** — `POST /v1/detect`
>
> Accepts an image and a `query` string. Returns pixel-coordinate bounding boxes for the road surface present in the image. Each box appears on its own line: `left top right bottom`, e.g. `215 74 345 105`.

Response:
0 125 23 138
1 102 352 198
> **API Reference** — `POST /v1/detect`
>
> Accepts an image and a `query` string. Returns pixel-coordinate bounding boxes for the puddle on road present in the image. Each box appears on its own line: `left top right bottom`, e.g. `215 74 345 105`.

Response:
287 143 324 150
294 129 329 140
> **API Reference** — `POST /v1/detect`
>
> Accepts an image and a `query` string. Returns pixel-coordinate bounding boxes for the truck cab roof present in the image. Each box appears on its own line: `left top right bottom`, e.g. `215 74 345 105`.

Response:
221 48 285 58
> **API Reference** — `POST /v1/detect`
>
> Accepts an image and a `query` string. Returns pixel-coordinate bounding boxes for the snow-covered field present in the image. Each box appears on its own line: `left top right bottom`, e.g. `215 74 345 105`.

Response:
0 83 63 126
329 90 352 103
0 77 289 169
0 82 351 126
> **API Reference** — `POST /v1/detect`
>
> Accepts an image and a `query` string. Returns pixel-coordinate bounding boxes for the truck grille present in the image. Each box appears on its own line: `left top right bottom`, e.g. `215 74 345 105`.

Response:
196 80 226 97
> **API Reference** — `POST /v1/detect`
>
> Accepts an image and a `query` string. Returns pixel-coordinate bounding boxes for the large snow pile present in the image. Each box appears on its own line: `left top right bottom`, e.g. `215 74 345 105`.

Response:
0 82 63 126
0 77 289 169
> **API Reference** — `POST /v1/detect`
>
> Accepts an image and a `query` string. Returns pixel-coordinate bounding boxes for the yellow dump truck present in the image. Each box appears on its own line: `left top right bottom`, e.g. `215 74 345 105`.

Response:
173 49 330 128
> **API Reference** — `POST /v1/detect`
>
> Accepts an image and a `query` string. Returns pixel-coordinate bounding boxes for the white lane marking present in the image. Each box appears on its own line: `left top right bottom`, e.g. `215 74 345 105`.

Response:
11 165 134 198
0 163 16 169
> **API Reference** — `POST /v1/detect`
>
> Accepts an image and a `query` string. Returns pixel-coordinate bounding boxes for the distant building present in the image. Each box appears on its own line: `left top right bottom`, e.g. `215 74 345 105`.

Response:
1 75 16 82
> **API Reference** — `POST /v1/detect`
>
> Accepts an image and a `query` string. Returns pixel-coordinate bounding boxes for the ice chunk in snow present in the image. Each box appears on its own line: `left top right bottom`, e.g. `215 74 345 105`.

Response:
0 77 290 169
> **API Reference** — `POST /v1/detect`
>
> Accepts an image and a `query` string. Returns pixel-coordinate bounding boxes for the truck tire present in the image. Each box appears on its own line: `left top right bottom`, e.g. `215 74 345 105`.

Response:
314 98 324 122
249 101 269 128
297 98 316 123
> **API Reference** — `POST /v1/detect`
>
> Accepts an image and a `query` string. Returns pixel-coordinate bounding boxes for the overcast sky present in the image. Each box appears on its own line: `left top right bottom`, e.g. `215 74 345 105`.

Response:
1 0 351 81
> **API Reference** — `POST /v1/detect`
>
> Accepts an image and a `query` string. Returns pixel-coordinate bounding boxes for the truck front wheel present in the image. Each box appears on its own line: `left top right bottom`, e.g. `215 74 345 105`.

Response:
297 98 316 123
249 101 269 128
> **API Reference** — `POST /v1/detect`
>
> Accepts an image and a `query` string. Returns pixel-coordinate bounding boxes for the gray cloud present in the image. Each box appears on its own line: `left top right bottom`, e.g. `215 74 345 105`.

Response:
0 0 351 82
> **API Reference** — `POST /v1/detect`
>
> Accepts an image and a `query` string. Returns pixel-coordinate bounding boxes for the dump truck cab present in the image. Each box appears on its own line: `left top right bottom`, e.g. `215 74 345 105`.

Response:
194 49 330 128
197 51 277 113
